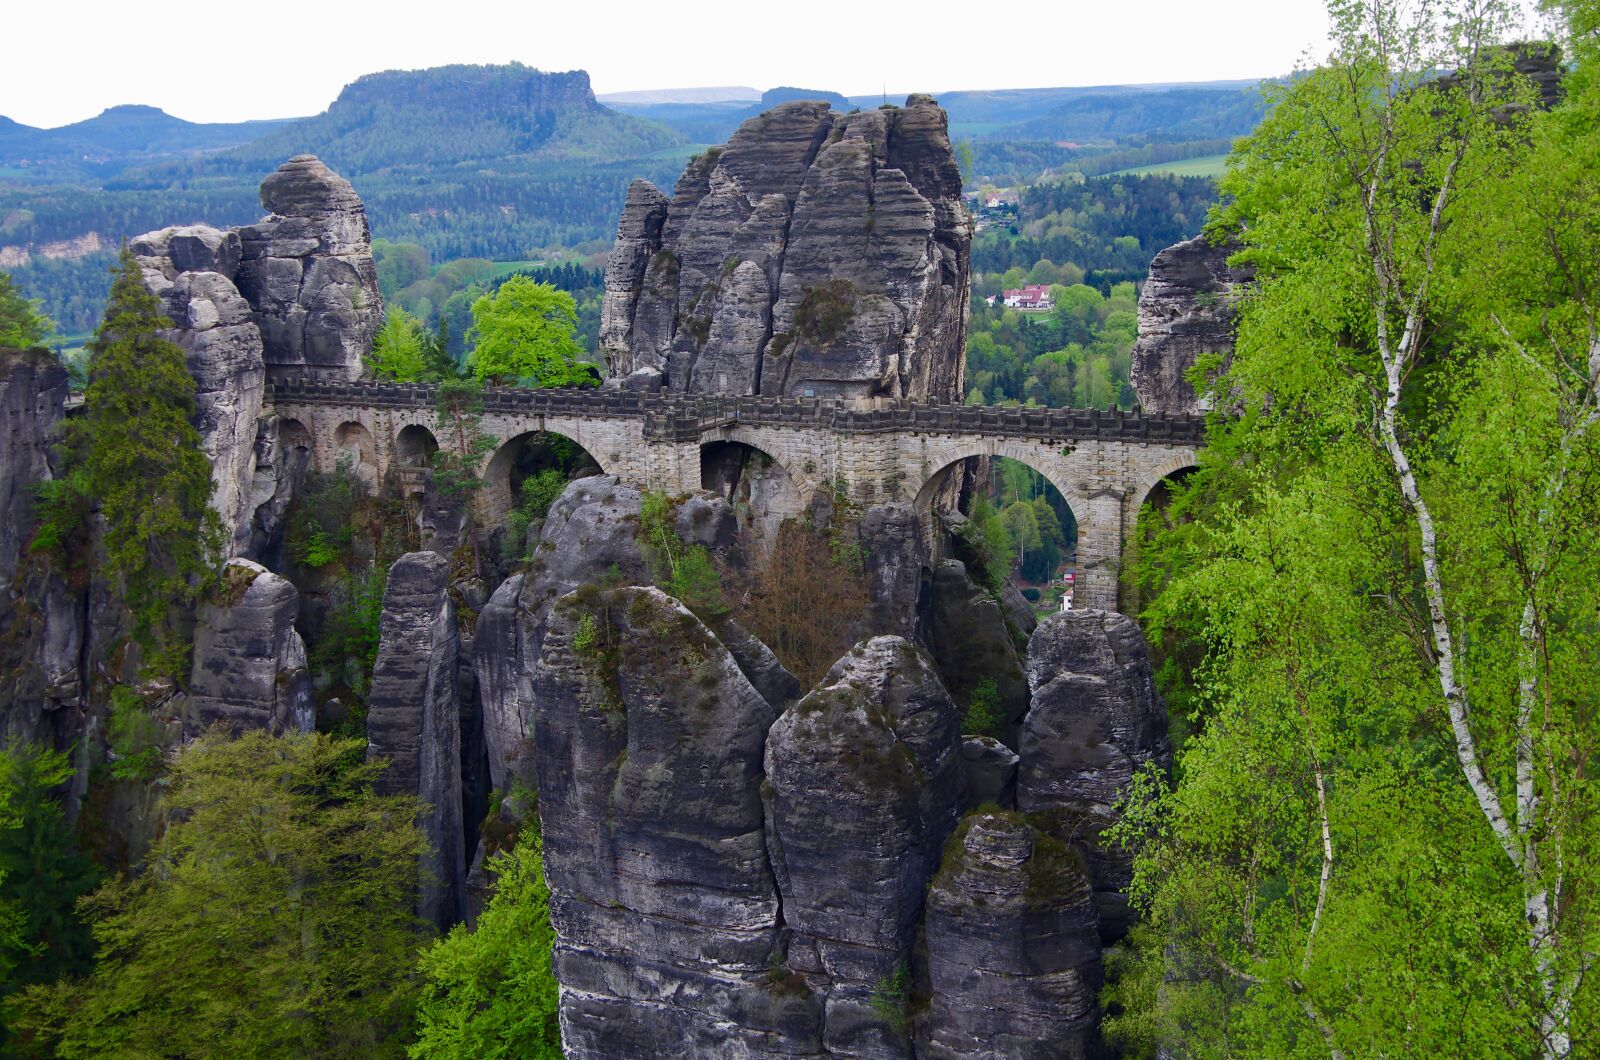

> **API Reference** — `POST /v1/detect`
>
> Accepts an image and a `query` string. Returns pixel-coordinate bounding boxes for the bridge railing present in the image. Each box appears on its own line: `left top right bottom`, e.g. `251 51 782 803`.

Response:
266 376 1207 444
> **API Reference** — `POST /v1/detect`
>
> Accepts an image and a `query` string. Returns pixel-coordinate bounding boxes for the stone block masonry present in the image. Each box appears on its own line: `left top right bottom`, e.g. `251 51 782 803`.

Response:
269 379 1201 611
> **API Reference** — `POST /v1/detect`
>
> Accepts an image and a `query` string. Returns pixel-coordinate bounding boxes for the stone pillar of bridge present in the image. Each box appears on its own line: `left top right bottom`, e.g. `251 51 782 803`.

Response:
642 439 705 495
1074 487 1126 612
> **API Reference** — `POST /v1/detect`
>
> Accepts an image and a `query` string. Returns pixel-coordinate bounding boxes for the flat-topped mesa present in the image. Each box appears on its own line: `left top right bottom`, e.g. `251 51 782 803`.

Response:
600 95 972 402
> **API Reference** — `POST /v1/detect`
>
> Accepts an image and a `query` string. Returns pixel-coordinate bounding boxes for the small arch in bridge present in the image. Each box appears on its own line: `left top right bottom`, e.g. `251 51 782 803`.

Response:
1120 459 1200 613
916 454 1082 614
333 421 378 493
396 424 439 468
481 430 603 528
700 440 805 544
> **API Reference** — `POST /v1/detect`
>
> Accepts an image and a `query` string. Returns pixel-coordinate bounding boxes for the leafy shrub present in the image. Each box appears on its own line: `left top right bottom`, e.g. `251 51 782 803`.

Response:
794 280 857 345
962 678 1003 738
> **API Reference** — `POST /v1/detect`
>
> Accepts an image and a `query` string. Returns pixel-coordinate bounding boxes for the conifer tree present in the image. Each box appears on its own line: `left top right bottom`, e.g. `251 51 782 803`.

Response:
0 272 54 350
80 250 220 662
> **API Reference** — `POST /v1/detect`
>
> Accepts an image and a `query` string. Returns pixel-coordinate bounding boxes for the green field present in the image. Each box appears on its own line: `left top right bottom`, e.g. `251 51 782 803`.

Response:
1110 153 1231 178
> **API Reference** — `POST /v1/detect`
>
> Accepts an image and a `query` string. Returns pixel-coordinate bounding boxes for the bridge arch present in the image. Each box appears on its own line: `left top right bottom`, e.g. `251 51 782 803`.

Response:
333 420 378 493
699 433 807 543
480 428 603 527
395 424 439 468
912 446 1085 532
1127 452 1201 518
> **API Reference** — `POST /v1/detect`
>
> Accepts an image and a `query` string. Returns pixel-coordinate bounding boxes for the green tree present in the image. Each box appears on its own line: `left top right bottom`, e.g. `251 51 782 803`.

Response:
10 730 429 1059
1110 4 1599 1057
368 307 431 382
0 744 97 1011
0 273 54 350
466 276 592 386
410 833 560 1059
79 250 221 661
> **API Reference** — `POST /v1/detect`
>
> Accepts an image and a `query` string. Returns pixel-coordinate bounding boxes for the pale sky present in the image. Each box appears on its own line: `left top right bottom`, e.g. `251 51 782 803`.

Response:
8 0 1342 128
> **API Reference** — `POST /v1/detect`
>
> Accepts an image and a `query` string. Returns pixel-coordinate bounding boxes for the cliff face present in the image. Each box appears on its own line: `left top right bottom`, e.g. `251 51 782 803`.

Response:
131 156 382 555
1129 234 1250 415
600 95 971 401
0 347 80 735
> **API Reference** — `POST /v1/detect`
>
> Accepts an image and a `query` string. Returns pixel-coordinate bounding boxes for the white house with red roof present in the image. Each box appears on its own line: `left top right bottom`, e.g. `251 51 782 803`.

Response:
1002 284 1054 310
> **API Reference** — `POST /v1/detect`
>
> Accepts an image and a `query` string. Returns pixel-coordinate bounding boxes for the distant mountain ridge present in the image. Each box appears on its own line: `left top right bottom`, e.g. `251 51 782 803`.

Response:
0 105 297 180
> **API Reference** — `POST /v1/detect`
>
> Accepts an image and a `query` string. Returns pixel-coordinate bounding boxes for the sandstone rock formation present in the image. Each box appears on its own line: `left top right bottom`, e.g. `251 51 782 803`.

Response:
764 636 966 1056
236 155 383 378
472 476 739 791
366 550 465 930
130 156 381 553
535 585 815 1056
0 347 81 734
184 558 312 736
926 559 1031 742
920 809 1103 1058
131 225 266 557
1130 234 1250 415
600 96 971 401
1019 609 1171 940
961 735 1019 809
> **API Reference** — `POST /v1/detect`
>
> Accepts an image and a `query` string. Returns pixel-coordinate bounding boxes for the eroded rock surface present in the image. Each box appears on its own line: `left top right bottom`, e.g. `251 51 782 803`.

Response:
185 558 312 736
601 96 971 401
764 635 966 1057
131 226 266 557
237 155 383 379
473 476 739 790
1019 609 1171 940
1130 234 1250 415
920 809 1103 1058
535 585 816 1057
0 347 80 734
366 550 465 930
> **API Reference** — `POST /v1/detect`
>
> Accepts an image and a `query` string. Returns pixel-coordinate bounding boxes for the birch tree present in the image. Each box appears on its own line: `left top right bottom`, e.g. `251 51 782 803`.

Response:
1111 2 1598 1055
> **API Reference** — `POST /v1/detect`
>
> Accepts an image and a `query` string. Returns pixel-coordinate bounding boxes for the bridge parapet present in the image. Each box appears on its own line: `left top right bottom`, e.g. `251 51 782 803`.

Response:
266 377 1206 445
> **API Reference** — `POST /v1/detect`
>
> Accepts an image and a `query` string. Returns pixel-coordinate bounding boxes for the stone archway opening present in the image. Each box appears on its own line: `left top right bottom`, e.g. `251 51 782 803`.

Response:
916 454 1081 619
333 420 378 494
1120 462 1200 614
700 439 804 546
482 430 603 556
394 424 440 501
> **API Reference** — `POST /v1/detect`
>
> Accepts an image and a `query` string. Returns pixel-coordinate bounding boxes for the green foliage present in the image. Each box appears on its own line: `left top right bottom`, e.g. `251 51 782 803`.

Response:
638 492 726 618
431 379 496 501
1111 8 1600 1056
501 469 568 563
868 964 910 1035
10 730 429 1058
467 276 594 386
106 687 165 783
955 495 1013 594
0 744 97 1029
410 832 560 1059
367 306 432 382
28 468 93 565
0 272 55 349
793 280 857 346
960 678 1002 738
77 250 221 660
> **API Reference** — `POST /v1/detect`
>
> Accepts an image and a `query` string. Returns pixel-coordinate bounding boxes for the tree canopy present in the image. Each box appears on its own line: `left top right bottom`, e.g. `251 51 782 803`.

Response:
0 272 54 350
466 276 593 387
1111 4 1600 1056
11 730 430 1058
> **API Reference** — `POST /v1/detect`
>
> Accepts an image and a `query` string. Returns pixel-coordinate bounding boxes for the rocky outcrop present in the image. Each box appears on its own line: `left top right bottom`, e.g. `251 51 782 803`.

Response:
184 558 312 737
1019 609 1171 940
473 476 739 791
764 636 966 1056
926 559 1031 743
1130 234 1250 415
920 809 1103 1058
856 502 928 640
961 736 1019 809
535 585 814 1057
366 551 464 930
130 226 266 557
130 156 380 552
0 347 81 734
244 415 312 567
236 156 383 379
600 96 971 401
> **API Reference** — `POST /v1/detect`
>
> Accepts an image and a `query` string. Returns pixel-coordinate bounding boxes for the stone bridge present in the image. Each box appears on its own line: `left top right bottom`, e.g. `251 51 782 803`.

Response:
266 378 1204 610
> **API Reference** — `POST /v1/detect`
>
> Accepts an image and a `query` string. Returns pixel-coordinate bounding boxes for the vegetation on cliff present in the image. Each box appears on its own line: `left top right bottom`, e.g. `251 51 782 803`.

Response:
1113 3 1600 1055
